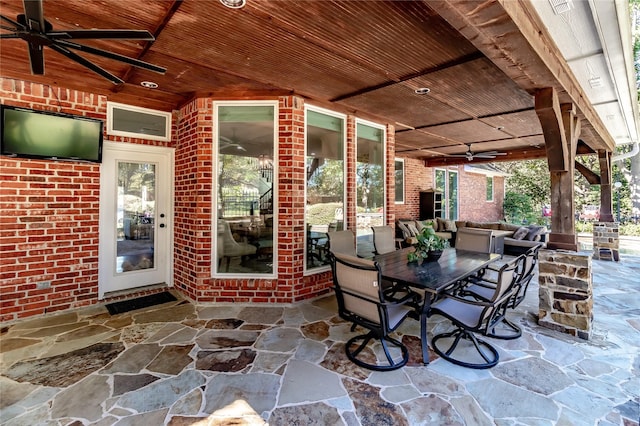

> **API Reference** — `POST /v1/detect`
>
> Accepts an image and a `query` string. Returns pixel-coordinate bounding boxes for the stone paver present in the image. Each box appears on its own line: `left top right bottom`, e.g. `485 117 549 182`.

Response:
0 256 638 425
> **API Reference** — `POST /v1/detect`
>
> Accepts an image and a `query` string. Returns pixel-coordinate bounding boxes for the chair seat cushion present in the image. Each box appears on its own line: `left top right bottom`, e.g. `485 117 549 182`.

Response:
431 297 483 328
387 303 414 329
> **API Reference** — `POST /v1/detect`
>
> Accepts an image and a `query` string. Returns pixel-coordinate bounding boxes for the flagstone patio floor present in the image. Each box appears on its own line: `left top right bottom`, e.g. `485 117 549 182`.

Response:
1 255 639 425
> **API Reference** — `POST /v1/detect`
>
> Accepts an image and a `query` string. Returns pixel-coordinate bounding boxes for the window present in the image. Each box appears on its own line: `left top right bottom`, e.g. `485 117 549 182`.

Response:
394 159 404 203
213 102 277 276
486 176 494 201
356 120 385 253
305 107 346 271
107 102 172 141
434 168 458 220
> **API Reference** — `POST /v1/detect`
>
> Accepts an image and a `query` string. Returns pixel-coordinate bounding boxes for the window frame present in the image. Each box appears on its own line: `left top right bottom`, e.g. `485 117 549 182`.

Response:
304 104 347 274
486 176 494 202
434 167 459 220
394 158 405 204
211 100 278 279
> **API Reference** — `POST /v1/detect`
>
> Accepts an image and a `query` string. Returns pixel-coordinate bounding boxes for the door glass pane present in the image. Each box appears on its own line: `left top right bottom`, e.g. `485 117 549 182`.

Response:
306 109 345 270
356 122 384 253
448 171 458 219
117 162 156 273
216 104 275 275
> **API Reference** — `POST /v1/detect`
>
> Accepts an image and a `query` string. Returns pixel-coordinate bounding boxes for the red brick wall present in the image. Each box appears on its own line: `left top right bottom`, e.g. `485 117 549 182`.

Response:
459 172 505 222
392 160 505 223
393 158 435 219
0 78 173 322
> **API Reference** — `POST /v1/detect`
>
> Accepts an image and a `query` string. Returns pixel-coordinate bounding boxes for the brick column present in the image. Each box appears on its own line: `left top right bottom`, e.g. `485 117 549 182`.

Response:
538 249 593 340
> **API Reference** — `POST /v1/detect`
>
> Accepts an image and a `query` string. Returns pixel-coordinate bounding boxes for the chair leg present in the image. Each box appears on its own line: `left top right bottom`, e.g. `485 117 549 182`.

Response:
345 332 409 371
486 317 522 340
432 327 499 369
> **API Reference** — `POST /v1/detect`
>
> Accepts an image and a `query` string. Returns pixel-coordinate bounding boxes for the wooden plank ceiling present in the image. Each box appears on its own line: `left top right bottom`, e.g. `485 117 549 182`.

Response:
0 0 611 165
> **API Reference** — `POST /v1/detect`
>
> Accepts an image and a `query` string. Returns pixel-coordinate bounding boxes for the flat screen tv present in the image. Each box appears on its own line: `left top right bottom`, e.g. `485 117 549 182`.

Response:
1 105 103 163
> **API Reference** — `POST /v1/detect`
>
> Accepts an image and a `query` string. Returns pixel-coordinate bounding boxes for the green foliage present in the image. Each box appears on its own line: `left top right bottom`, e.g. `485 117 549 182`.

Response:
407 225 450 262
575 221 594 234
621 223 640 236
503 191 547 225
306 202 342 225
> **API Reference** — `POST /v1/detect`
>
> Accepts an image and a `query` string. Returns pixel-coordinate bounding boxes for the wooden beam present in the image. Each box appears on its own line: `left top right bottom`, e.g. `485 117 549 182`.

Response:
422 146 547 167
431 0 615 153
575 161 601 185
598 150 614 222
535 88 567 171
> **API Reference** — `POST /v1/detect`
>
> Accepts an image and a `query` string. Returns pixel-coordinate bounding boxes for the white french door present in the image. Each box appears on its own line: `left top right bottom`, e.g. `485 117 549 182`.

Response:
98 142 174 298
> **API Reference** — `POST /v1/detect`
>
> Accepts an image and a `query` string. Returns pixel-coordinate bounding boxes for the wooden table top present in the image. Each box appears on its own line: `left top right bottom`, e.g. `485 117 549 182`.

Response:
373 247 499 294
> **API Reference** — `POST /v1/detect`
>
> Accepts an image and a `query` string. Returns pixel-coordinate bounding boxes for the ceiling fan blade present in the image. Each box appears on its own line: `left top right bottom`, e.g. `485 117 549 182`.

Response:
474 154 497 159
0 32 21 38
1 14 25 29
53 29 155 40
22 0 45 32
56 40 166 73
49 43 124 84
27 42 44 74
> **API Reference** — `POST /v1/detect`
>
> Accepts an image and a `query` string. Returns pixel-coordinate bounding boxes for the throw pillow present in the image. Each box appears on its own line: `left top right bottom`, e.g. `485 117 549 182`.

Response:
416 220 431 233
436 217 447 232
443 220 457 232
526 225 545 241
407 223 420 237
397 222 412 239
513 226 529 240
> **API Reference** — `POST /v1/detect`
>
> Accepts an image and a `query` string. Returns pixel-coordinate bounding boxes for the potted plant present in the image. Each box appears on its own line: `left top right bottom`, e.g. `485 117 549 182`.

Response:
407 224 450 262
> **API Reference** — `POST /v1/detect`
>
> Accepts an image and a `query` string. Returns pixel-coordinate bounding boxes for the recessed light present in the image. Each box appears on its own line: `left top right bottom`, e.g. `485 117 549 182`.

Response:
415 88 430 95
496 126 505 131
141 81 158 89
220 0 246 8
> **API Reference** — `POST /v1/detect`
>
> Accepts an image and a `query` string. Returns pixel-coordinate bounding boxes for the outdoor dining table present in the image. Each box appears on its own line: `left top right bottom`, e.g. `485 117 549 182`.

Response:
373 247 500 365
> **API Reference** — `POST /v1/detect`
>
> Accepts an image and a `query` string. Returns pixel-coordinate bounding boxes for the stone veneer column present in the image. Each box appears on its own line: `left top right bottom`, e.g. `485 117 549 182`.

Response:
538 249 593 340
592 222 620 261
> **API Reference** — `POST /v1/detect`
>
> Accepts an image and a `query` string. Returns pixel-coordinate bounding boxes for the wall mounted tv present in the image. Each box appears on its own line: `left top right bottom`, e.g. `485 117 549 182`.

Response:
1 105 103 163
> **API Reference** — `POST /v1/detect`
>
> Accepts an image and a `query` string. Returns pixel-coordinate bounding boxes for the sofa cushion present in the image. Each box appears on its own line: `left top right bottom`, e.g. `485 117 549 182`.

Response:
500 222 521 232
443 219 457 232
416 220 435 233
455 220 467 230
526 225 546 241
407 222 420 237
396 220 412 239
465 221 485 229
512 226 529 240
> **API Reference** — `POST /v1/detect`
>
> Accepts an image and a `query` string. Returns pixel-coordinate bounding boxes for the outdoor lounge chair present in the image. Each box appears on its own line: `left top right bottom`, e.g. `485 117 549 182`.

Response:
428 256 520 368
329 252 419 371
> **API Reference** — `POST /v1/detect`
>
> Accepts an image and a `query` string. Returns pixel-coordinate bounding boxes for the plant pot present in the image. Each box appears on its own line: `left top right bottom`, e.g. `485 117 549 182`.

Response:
425 250 443 262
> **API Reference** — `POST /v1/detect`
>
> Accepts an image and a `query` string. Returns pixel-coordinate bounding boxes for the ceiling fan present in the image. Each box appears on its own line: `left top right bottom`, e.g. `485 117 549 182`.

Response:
0 0 166 84
449 143 507 161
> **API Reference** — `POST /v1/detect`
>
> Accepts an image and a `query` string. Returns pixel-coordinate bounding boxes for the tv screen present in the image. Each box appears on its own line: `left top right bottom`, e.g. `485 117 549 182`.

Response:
1 105 103 163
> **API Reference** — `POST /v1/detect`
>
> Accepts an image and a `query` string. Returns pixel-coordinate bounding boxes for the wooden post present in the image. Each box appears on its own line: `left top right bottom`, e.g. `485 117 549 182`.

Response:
535 88 579 251
598 150 614 222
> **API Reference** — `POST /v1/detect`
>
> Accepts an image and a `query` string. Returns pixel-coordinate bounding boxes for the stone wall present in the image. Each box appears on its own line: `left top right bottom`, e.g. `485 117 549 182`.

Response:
592 222 619 261
538 249 593 340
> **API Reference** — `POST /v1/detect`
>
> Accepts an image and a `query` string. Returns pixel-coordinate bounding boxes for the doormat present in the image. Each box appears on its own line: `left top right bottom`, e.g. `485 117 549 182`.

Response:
106 292 177 315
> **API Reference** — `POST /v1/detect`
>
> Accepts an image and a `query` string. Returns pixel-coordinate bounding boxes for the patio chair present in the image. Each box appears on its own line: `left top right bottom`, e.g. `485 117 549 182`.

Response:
428 256 520 368
458 254 527 339
371 226 396 255
329 252 419 371
455 227 494 253
219 220 257 272
327 230 357 257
